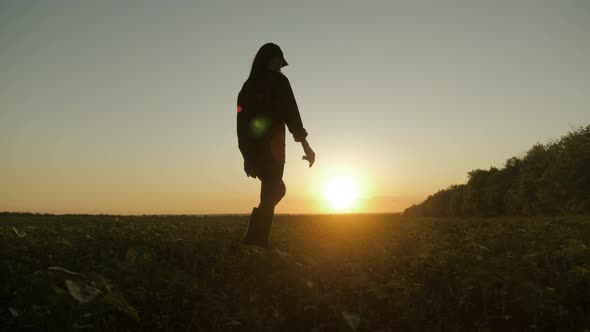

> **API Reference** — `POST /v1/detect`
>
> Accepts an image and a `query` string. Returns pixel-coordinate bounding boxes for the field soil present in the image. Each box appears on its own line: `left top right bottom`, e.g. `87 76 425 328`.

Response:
1 214 589 331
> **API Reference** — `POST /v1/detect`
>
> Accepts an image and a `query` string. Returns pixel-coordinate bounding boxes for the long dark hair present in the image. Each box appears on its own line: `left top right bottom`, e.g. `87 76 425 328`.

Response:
247 43 284 81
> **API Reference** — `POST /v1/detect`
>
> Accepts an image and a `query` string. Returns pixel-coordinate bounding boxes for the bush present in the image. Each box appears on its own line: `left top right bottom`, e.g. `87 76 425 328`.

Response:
405 125 590 217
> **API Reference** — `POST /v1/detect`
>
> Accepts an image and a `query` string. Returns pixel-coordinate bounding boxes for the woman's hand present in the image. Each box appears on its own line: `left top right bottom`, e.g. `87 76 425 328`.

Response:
301 139 315 167
244 159 257 178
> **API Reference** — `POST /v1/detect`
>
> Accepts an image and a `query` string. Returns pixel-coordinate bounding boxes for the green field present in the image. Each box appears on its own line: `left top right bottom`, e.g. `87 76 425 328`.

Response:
1 214 589 331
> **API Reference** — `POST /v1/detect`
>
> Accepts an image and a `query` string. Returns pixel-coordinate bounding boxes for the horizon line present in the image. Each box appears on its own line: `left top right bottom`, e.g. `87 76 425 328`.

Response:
0 211 404 217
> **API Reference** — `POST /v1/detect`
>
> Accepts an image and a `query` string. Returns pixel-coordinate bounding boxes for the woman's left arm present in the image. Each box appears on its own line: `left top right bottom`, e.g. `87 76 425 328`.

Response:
279 75 308 142
278 75 315 167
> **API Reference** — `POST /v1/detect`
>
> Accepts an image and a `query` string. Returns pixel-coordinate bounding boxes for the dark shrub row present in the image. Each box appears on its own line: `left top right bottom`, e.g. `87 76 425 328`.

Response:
405 125 590 216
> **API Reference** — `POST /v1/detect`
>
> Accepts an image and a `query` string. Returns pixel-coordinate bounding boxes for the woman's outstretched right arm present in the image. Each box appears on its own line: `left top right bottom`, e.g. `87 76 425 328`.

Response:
277 75 315 167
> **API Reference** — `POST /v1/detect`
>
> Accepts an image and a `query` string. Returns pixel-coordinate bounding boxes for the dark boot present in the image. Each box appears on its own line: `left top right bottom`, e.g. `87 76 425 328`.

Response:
242 207 261 246
242 206 274 248
255 206 275 248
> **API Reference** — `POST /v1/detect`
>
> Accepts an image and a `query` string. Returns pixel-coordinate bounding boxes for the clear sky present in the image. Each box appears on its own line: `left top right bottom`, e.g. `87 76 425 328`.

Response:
1 0 589 214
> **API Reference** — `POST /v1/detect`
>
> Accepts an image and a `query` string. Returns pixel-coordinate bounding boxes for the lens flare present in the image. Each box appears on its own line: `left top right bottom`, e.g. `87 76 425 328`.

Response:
249 116 271 137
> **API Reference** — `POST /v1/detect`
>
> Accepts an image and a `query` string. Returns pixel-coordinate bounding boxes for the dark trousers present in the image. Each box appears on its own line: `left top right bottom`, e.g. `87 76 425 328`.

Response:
242 161 286 247
257 162 286 212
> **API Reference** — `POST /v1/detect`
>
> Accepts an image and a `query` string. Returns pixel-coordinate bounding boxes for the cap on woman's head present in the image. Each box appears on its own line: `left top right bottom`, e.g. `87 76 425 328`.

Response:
259 42 288 67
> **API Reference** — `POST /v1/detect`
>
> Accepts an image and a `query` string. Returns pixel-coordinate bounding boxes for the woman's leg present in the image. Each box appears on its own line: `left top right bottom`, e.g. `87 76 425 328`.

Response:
258 162 285 211
243 162 285 247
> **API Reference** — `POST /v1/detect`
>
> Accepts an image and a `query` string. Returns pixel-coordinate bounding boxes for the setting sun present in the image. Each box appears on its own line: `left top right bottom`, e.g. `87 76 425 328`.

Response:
324 176 359 212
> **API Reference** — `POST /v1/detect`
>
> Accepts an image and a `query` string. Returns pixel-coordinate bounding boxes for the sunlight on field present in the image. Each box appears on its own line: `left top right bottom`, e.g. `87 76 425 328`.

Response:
323 175 359 212
2 214 589 330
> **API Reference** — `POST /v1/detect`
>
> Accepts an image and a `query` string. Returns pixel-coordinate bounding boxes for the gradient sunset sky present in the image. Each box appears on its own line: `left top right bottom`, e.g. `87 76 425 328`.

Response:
1 1 589 214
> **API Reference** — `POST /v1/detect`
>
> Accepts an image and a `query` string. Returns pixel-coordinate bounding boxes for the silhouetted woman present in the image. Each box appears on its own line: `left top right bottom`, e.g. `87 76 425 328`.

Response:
237 43 315 247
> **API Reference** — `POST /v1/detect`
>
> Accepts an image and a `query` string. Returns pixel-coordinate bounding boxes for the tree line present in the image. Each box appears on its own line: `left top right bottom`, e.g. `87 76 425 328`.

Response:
404 125 590 217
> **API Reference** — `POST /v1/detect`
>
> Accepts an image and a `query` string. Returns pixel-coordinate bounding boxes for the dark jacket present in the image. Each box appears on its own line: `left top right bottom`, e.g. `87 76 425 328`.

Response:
237 70 307 164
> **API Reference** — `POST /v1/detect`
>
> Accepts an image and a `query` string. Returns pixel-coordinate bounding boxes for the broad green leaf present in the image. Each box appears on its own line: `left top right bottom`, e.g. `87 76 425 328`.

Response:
65 279 102 304
56 239 71 246
12 227 26 238
72 321 94 330
49 266 81 276
9 307 19 317
102 293 140 322
342 311 360 332
224 320 242 326
275 249 291 257
87 272 111 294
